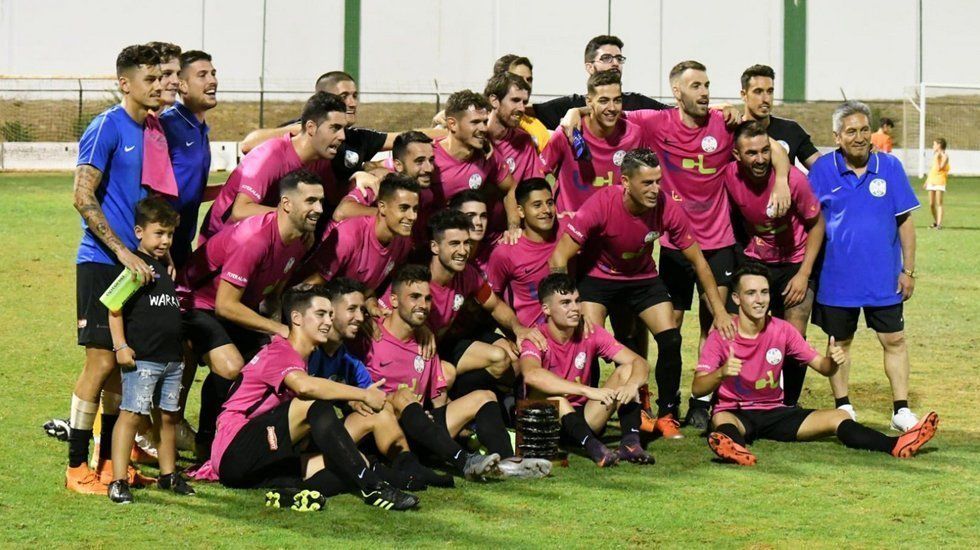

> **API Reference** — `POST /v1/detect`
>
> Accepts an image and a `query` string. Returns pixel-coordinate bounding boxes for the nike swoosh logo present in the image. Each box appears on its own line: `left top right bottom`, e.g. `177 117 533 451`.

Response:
831 186 843 193
124 146 135 152
357 468 366 479
724 271 733 276
185 141 195 147
380 361 393 367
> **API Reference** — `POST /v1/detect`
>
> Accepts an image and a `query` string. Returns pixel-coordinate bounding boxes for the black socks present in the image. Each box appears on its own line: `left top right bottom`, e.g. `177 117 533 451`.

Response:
474 402 514 459
307 400 381 491
893 400 909 414
834 396 851 408
782 357 807 407
653 329 683 416
561 411 606 461
68 428 93 468
714 423 747 447
99 413 117 460
618 401 642 447
399 403 467 471
197 372 235 458
836 419 896 453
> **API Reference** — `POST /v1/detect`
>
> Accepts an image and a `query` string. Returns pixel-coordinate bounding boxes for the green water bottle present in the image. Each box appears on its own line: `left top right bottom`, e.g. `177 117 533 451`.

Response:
99 268 142 313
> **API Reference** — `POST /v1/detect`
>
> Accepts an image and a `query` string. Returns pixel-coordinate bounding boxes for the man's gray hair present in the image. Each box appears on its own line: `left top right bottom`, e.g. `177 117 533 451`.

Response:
832 100 872 133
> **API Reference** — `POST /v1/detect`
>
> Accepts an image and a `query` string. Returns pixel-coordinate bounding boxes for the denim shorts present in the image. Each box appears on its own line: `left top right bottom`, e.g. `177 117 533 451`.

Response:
121 360 184 415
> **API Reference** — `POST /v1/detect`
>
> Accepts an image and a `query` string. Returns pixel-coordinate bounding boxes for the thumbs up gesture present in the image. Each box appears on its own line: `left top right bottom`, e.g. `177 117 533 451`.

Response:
828 336 847 368
721 342 742 378
364 378 388 411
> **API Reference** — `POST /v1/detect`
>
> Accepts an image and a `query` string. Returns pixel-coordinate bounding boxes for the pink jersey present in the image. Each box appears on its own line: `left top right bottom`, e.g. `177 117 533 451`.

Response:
202 134 333 243
540 118 645 215
626 109 735 250
363 320 447 401
378 263 493 335
565 185 695 281
486 224 565 326
211 336 307 475
723 164 820 264
696 317 818 413
520 324 623 406
432 137 508 234
493 128 545 182
311 215 411 291
181 210 307 311
343 184 437 251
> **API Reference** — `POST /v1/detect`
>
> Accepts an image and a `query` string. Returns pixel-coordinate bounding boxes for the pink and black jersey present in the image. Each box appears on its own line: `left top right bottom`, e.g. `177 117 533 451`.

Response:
202 134 333 243
211 336 307 475
564 185 694 281
493 128 545 182
362 320 447 401
696 317 819 413
626 109 735 250
486 225 564 327
181 210 307 311
723 164 820 264
519 324 623 406
310 215 411 292
540 118 645 215
378 263 493 335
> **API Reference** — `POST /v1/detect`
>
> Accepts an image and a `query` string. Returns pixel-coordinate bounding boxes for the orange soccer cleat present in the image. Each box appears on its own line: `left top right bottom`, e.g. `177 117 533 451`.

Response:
65 463 109 495
891 411 939 458
707 431 757 466
96 459 157 487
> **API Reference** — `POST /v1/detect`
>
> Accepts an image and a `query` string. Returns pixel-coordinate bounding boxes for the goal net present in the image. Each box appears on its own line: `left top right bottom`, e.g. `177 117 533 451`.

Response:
0 76 119 143
903 83 980 177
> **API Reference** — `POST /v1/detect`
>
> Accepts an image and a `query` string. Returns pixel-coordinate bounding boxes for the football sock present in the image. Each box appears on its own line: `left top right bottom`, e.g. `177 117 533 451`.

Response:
474 401 514 458
99 413 118 461
834 396 851 408
836 419 896 453
448 369 497 399
715 423 747 447
617 401 642 447
653 329 683 416
394 451 454 488
893 400 909 414
68 394 99 467
781 357 807 406
371 460 420 491
197 372 234 454
399 402 467 471
306 400 381 491
301 468 354 497
561 411 606 462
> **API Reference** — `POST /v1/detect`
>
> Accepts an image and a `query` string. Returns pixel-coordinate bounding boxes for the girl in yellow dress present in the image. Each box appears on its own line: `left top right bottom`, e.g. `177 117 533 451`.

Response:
924 138 950 229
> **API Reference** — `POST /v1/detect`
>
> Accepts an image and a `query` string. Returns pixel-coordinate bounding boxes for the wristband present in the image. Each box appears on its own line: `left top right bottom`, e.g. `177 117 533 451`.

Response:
113 344 130 353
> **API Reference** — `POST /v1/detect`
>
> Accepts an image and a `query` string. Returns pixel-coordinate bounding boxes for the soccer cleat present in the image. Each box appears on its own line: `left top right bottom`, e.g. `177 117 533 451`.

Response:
107 480 134 504
131 439 158 465
684 400 711 432
96 459 157 487
360 482 420 511
639 409 657 433
617 444 655 465
65 463 108 495
655 414 684 440
265 488 326 512
595 448 620 468
497 456 552 479
891 411 939 458
837 404 857 421
158 473 196 496
43 418 71 442
462 452 502 481
891 407 920 432
707 432 757 466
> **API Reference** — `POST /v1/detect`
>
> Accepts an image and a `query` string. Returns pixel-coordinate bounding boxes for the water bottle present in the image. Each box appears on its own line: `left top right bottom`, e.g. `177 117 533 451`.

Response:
99 268 142 313
571 128 592 161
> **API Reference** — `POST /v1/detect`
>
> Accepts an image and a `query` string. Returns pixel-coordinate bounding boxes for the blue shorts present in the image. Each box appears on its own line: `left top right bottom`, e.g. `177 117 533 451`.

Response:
121 360 184 415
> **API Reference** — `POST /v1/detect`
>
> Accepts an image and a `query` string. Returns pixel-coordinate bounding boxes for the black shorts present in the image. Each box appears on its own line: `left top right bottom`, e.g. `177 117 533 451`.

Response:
218 400 302 489
76 262 125 349
437 327 502 367
766 262 815 318
659 245 738 311
727 406 815 443
183 309 270 363
812 302 904 340
577 275 672 315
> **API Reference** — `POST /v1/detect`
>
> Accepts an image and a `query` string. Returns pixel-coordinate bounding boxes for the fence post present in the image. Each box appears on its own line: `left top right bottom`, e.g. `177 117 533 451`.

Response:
77 79 84 133
917 81 926 178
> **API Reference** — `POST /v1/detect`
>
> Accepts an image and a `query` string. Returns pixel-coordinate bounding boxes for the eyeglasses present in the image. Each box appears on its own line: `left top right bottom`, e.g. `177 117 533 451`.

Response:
596 54 627 64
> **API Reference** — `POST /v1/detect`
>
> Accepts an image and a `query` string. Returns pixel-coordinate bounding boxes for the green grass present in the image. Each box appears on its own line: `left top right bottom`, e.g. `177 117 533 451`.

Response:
0 173 978 548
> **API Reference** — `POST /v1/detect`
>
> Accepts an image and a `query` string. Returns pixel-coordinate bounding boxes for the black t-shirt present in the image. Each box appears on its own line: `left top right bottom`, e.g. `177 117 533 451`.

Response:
532 92 671 130
277 118 387 183
122 252 182 362
766 116 819 166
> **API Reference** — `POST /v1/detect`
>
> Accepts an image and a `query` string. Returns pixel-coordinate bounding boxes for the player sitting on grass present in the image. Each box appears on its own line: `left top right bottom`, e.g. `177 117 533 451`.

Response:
693 263 939 466
520 274 654 467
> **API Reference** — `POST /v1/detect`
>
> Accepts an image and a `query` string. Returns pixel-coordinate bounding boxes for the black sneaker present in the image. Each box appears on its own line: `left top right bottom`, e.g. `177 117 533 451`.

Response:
158 473 195 496
42 418 71 442
361 482 419 511
265 488 327 512
108 479 133 504
684 398 711 432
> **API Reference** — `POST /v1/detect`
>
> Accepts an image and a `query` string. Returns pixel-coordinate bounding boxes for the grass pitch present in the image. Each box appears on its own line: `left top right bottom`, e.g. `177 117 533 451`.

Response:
0 173 977 548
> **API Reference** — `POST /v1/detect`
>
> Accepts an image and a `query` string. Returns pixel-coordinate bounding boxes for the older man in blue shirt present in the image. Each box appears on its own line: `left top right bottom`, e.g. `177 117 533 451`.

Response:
808 101 920 432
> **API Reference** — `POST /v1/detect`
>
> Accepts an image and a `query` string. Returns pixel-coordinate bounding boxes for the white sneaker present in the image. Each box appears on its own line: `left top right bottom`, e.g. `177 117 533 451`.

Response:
891 407 919 432
135 433 159 458
497 456 552 479
837 404 857 421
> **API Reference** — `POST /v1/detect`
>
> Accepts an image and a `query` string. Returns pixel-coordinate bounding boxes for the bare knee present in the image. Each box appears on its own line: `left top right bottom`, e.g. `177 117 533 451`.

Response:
879 331 907 352
472 389 497 407
486 346 511 378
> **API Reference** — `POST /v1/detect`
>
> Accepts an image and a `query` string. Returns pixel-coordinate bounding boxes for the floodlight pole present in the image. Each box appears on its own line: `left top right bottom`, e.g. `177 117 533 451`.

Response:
258 0 268 127
918 81 926 178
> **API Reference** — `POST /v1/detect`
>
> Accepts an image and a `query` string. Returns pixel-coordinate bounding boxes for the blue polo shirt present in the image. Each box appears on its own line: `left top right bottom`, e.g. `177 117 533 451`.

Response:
307 344 373 388
76 105 148 265
809 150 919 307
160 102 211 267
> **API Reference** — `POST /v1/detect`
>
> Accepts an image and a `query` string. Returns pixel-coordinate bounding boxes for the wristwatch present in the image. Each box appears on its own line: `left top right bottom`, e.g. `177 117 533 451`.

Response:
902 268 916 278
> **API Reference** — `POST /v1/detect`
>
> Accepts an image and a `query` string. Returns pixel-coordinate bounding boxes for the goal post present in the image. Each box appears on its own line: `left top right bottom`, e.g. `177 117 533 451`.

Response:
904 83 980 177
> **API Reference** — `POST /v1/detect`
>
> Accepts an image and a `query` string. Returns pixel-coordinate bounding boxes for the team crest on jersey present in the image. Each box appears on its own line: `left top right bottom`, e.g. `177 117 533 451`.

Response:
506 157 517 173
869 178 887 197
452 293 464 311
644 231 659 244
284 257 295 274
613 150 626 166
765 348 783 365
574 351 587 370
344 150 360 168
701 136 718 153
414 355 425 373
468 173 483 189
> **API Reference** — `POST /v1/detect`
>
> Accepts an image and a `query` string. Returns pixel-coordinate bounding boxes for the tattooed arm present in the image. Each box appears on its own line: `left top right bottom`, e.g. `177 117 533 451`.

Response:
73 164 153 284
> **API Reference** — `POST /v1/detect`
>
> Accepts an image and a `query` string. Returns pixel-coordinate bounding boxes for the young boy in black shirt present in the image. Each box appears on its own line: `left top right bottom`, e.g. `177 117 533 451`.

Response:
107 197 194 503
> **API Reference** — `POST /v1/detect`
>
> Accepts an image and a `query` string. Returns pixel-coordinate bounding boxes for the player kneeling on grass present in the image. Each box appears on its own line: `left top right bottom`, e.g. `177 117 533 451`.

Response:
692 263 939 466
520 274 654 467
107 197 195 503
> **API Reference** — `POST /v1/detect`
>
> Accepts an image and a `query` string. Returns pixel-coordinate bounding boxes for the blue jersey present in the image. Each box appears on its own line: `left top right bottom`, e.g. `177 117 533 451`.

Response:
160 103 211 267
76 105 148 265
307 344 373 389
809 150 919 307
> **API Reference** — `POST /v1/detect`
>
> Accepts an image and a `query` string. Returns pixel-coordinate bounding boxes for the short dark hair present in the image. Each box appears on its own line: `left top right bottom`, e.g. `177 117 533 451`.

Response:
584 35 624 63
135 196 179 229
392 131 433 162
935 137 947 149
428 208 472 242
448 189 486 211
538 273 577 303
733 120 769 145
116 45 160 77
445 90 492 121
377 172 421 203
323 277 366 302
484 72 530 102
300 91 347 127
146 41 181 63
515 178 552 206
281 283 330 323
732 262 771 292
279 168 323 196
179 50 212 71
587 70 622 95
315 71 355 93
621 148 660 177
669 60 707 83
391 264 431 292
493 54 533 75
740 64 775 90
879 117 895 128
